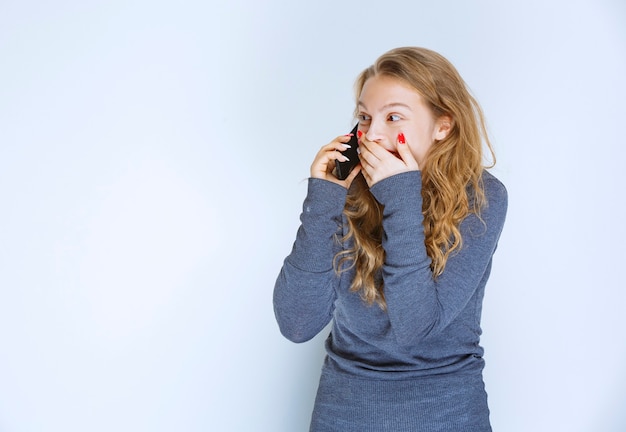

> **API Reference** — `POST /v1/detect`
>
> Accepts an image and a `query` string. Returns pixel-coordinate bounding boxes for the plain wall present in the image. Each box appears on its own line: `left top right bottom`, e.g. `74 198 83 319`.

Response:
1 0 624 431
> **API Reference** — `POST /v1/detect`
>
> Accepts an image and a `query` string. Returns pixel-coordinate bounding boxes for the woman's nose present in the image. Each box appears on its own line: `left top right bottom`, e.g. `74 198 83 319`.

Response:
365 119 384 142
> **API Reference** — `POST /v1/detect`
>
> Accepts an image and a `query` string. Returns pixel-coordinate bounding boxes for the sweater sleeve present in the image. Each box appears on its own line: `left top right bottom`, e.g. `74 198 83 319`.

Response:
273 178 347 343
369 171 508 348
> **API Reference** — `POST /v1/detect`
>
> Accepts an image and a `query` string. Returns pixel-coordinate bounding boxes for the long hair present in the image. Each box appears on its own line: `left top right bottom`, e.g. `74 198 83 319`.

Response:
335 47 495 309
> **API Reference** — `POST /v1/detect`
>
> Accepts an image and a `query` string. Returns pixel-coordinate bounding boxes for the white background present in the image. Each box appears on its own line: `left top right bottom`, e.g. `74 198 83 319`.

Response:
1 0 625 431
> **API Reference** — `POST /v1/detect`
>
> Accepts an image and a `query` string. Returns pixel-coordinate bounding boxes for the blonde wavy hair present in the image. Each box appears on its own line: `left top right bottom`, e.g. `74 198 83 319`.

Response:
335 47 495 309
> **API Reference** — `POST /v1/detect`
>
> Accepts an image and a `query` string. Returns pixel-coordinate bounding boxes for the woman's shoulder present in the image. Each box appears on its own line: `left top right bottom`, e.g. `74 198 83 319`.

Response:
479 170 508 221
481 170 507 201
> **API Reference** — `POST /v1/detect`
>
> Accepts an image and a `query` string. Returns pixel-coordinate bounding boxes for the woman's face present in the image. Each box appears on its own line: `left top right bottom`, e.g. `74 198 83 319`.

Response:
357 75 450 167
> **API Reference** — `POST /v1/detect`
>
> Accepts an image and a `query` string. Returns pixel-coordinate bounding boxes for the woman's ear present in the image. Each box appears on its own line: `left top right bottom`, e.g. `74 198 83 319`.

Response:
434 115 453 141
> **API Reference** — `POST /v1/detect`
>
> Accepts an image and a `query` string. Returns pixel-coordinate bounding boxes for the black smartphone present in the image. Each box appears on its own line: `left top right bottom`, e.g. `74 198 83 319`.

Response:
335 124 360 180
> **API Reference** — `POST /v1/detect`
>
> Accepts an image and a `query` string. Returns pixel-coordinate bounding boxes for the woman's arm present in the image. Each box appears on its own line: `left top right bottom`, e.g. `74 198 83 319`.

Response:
273 179 347 343
370 171 508 348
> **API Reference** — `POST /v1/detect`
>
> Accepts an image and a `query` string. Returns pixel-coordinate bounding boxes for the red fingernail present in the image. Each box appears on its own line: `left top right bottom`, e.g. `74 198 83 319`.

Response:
398 132 406 144
357 130 363 138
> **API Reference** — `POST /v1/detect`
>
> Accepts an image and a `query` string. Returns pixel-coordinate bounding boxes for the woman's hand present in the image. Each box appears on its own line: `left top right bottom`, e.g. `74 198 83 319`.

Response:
310 134 362 188
359 133 420 186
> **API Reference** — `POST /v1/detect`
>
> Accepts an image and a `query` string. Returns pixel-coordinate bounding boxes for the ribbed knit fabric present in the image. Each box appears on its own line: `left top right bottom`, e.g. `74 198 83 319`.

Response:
310 370 490 431
274 170 507 431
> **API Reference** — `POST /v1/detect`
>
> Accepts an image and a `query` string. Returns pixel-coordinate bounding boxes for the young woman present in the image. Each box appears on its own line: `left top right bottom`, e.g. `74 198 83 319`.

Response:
273 47 508 432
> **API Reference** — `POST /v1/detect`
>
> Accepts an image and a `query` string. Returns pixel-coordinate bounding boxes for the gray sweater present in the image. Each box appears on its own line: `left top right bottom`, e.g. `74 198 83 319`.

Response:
274 170 507 380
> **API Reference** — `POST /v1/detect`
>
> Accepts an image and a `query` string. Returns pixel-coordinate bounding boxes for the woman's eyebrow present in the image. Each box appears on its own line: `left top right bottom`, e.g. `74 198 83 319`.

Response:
357 101 412 112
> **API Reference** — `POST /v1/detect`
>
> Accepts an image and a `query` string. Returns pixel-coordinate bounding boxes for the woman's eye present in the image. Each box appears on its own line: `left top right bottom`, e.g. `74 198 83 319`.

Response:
358 114 371 124
388 114 401 122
